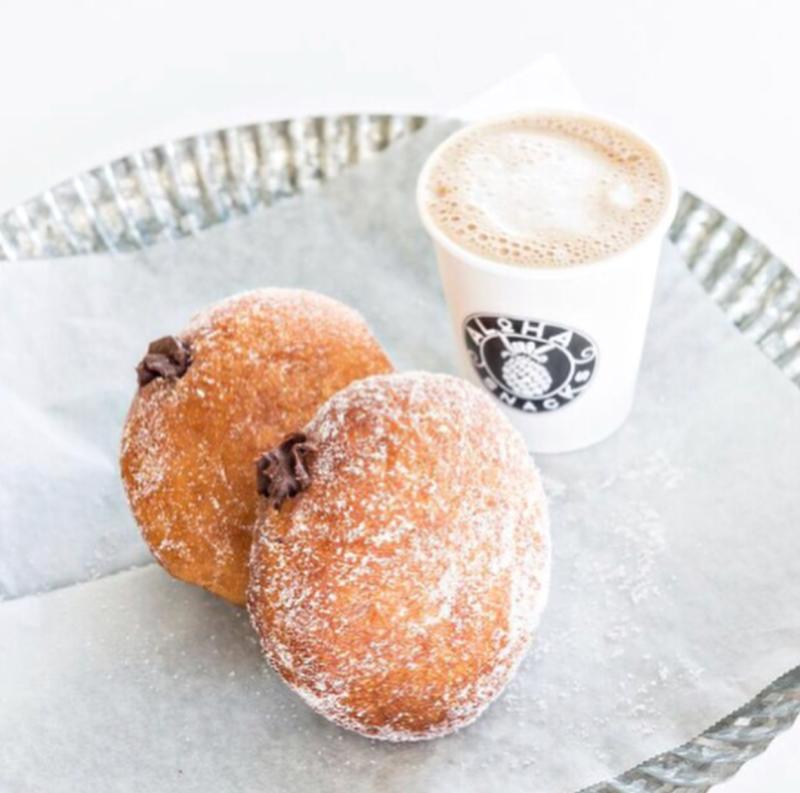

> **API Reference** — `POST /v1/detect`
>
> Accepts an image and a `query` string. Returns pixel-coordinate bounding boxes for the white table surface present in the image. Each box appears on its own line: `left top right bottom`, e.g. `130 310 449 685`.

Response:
1 1 797 788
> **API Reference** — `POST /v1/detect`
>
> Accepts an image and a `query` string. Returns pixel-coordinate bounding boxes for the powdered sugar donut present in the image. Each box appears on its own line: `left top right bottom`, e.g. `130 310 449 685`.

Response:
248 372 550 740
120 289 392 605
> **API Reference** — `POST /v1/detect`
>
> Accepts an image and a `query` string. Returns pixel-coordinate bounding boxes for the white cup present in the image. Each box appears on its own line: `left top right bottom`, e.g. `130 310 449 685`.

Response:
417 111 678 453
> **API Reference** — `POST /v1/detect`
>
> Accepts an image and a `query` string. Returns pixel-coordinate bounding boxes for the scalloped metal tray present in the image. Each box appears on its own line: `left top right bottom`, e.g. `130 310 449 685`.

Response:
1 114 798 791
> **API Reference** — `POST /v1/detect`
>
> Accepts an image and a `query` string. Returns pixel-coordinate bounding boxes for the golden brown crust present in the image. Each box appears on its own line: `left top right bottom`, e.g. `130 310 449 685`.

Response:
248 372 550 740
120 289 392 605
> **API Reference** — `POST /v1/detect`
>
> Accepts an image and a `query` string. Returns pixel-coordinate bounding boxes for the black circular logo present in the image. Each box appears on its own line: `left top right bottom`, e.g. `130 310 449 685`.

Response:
464 314 597 412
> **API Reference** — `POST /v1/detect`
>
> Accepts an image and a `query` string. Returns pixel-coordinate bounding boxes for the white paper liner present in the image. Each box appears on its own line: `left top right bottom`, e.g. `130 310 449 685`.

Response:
1 124 799 792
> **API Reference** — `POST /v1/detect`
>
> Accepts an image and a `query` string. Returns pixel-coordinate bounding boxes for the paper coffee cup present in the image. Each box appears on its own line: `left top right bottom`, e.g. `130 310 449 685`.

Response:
417 111 678 454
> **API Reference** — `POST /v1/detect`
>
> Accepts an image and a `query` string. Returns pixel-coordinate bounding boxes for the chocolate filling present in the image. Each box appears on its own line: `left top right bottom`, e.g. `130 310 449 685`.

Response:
136 336 192 386
256 433 317 510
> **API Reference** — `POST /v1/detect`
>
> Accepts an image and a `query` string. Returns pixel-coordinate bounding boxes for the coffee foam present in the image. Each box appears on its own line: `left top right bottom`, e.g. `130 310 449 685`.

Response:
422 114 670 267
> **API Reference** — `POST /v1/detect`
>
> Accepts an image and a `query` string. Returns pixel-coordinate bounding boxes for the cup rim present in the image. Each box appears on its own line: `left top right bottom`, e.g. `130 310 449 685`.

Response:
416 108 679 280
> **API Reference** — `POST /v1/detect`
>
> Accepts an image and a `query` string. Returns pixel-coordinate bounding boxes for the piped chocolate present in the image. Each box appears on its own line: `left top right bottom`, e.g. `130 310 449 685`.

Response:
136 336 192 386
256 433 316 510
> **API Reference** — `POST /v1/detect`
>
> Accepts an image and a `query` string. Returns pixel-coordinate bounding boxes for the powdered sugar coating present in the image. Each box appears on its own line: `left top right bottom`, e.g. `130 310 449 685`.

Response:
248 372 550 741
120 288 392 605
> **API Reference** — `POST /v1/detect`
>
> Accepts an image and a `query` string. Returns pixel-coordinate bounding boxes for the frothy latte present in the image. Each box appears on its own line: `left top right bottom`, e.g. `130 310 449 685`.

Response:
421 113 671 268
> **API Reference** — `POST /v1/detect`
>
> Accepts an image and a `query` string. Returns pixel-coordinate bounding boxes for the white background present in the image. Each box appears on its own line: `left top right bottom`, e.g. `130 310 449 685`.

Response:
2 0 798 269
1 0 797 788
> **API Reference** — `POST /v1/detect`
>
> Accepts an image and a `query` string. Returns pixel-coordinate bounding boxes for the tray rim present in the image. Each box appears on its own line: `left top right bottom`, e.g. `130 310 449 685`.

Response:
1 112 798 792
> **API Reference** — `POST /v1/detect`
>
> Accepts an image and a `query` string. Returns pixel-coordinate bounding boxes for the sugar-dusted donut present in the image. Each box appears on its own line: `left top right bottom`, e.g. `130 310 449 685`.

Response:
120 289 392 605
248 372 550 740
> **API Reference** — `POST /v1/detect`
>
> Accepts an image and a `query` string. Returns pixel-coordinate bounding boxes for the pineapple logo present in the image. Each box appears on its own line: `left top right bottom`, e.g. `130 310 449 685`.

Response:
500 341 553 398
464 314 597 412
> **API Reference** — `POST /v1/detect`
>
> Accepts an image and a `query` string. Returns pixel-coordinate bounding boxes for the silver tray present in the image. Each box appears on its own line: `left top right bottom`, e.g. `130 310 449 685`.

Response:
1 114 798 791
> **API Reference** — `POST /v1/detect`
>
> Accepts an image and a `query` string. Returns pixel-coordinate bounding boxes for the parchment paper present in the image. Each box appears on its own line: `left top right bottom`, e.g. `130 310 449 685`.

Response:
1 123 799 793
